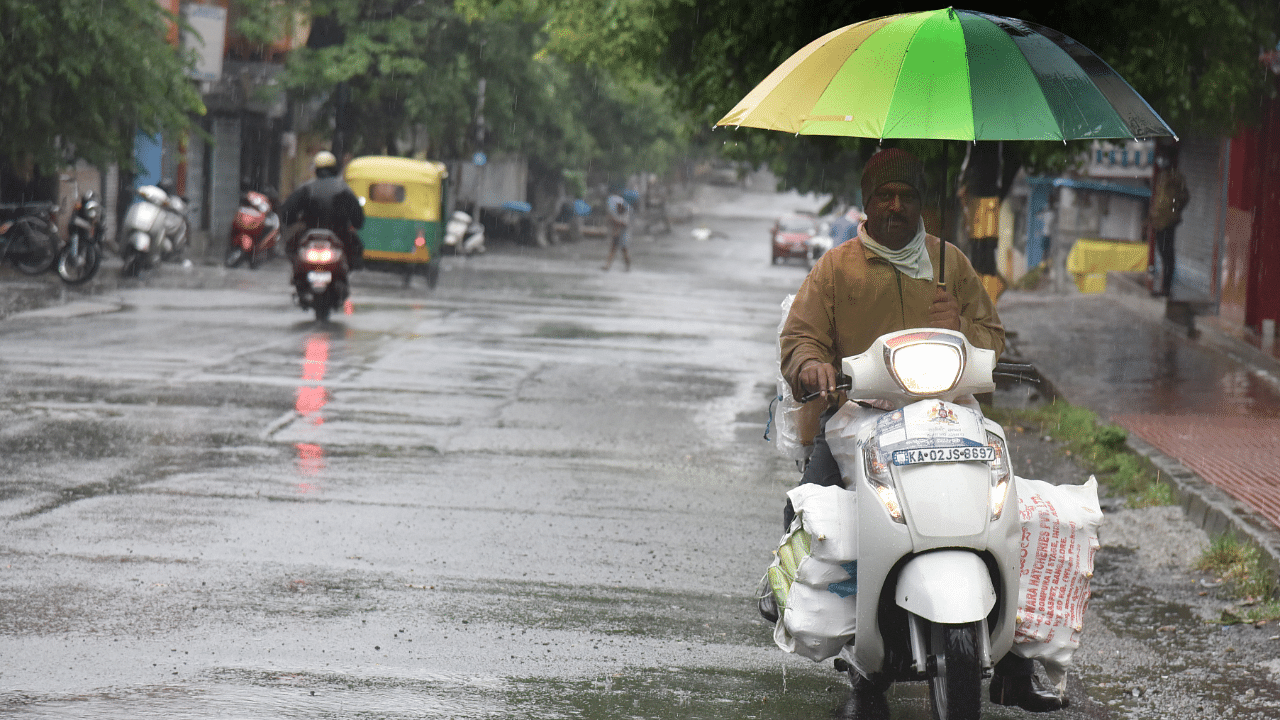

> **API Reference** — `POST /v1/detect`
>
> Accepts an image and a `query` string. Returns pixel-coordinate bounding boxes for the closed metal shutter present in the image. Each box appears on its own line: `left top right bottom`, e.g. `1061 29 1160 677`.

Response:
210 115 241 255
1171 136 1224 302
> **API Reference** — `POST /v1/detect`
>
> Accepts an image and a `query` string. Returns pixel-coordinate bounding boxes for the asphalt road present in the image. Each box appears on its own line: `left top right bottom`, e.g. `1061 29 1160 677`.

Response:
2 184 1279 719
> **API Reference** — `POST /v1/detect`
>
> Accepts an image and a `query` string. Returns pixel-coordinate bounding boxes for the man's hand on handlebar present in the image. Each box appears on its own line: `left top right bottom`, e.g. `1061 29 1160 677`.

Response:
799 360 838 400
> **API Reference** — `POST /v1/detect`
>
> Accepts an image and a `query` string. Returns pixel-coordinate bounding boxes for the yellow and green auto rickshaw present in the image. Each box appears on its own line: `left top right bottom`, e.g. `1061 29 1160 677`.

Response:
343 156 449 288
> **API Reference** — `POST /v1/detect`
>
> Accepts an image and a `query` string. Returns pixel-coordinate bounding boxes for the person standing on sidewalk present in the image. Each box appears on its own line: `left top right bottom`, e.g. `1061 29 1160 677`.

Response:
601 185 631 271
1150 151 1190 297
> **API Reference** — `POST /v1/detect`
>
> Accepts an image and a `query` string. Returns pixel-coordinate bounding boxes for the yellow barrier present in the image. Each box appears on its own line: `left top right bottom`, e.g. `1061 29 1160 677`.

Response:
1065 239 1147 293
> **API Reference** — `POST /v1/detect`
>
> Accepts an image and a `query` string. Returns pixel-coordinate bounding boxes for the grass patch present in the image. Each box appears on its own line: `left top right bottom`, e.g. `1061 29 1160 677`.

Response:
1013 261 1049 290
1194 533 1280 623
985 399 1172 508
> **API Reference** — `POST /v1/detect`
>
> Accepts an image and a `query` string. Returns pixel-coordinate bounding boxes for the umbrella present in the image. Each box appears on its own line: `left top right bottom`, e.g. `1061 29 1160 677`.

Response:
716 7 1176 142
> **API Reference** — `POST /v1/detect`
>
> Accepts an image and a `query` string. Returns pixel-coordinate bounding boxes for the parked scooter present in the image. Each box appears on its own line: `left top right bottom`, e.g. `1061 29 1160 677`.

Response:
443 210 485 256
291 228 349 322
0 201 59 275
120 183 189 277
225 191 280 269
56 190 105 285
790 328 1031 720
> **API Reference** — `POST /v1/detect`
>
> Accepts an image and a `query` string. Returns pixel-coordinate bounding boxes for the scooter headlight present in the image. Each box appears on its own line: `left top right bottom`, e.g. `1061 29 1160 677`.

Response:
987 430 1012 519
884 333 965 395
863 441 905 524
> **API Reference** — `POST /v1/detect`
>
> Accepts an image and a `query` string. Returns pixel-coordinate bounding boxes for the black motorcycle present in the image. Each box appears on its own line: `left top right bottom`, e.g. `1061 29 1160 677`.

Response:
56 191 105 285
0 201 59 275
292 229 349 322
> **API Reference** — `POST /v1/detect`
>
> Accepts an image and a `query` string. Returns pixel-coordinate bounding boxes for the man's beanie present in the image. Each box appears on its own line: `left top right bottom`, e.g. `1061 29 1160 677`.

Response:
861 148 926 201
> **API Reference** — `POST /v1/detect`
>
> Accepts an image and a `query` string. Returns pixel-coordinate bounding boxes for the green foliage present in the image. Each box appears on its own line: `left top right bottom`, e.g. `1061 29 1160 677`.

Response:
0 0 206 169
988 399 1170 508
517 0 1279 198
1196 533 1280 620
283 0 689 183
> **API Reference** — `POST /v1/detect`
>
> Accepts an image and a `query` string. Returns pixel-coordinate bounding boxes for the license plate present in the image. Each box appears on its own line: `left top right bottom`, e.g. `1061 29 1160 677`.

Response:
307 270 332 287
891 445 996 466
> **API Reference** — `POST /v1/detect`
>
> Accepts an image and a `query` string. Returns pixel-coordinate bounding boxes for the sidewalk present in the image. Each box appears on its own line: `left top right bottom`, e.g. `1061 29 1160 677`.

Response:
996 276 1280 575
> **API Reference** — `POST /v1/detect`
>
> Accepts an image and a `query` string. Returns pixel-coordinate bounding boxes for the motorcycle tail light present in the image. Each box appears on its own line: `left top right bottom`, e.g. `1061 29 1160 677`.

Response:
304 246 336 264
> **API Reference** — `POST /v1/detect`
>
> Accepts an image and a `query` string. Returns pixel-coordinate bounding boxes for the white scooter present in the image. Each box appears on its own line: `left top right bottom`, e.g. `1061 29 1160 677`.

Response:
120 184 189 277
805 328 1025 720
443 210 485 256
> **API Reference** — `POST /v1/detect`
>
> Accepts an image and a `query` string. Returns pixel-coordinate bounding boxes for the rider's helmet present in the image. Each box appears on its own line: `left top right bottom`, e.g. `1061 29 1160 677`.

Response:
313 150 339 178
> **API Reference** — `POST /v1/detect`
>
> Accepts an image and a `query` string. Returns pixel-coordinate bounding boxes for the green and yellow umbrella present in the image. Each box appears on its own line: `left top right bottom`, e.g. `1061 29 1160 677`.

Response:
716 7 1176 142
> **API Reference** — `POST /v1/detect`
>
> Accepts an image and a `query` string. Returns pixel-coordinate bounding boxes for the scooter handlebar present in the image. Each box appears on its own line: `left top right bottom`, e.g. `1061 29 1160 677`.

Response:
797 373 852 404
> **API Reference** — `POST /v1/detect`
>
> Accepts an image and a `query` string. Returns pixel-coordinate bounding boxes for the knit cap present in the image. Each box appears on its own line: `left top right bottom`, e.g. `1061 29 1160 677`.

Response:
860 148 926 201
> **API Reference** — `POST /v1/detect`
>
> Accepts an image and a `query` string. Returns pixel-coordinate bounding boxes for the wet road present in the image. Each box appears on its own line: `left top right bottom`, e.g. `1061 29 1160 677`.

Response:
2 186 1280 719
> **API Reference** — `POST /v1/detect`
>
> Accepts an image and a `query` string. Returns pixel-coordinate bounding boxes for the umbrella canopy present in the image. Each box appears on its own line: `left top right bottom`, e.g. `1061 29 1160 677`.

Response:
716 8 1175 142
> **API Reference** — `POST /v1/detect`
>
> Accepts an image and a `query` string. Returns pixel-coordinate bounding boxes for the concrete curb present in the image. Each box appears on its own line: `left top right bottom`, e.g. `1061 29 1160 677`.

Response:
1125 434 1280 579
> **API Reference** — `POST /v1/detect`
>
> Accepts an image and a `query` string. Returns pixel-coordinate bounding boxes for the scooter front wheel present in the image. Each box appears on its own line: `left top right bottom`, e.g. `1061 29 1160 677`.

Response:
928 622 982 720
56 242 101 285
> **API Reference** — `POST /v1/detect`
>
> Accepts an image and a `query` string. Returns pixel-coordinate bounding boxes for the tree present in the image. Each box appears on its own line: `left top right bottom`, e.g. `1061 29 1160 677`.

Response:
283 0 688 216
0 0 206 170
534 0 1278 198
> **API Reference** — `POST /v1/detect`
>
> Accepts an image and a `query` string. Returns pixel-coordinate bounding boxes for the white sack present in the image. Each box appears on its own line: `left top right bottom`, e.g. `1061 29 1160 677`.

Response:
824 401 886 486
1011 475 1104 691
777 581 858 661
795 555 855 586
786 484 858 564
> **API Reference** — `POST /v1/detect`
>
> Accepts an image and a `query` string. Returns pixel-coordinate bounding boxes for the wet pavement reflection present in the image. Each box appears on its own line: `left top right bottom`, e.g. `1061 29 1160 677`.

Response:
997 292 1280 419
294 333 331 489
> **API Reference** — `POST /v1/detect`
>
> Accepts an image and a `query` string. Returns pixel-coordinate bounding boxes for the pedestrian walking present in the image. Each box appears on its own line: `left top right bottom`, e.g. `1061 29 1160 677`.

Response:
601 186 631 271
1150 150 1190 297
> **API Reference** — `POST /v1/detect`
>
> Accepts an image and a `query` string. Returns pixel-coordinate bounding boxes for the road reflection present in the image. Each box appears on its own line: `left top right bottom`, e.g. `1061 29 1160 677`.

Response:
295 333 331 490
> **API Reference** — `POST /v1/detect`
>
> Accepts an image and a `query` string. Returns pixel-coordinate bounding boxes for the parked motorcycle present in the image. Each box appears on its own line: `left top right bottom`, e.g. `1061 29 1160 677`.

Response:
0 201 59 275
225 191 280 269
787 328 1033 720
292 228 349 322
56 190 105 285
120 184 189 277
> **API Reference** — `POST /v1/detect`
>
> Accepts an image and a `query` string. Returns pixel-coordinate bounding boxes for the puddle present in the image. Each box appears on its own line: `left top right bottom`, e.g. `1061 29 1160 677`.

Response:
1080 546 1280 718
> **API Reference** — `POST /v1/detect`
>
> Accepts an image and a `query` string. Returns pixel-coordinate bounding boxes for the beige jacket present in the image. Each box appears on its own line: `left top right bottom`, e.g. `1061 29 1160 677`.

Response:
780 235 1005 398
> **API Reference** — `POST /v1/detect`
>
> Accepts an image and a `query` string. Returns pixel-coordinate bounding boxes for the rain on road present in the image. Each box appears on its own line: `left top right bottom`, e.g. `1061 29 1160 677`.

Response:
3 184 1280 719
0 187 853 719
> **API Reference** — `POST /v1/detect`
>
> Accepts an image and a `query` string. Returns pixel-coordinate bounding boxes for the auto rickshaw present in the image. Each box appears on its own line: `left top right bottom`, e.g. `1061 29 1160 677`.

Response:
343 156 449 288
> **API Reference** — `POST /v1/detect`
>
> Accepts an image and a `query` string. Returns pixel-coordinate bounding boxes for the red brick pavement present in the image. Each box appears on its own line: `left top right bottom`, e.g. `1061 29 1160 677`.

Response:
1114 414 1280 528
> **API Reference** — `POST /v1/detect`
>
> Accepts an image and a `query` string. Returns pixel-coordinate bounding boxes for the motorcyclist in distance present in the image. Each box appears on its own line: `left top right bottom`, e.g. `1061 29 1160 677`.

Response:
279 150 365 270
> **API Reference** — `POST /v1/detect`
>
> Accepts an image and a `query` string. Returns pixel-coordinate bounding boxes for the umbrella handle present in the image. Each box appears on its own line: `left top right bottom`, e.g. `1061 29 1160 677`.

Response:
937 238 946 288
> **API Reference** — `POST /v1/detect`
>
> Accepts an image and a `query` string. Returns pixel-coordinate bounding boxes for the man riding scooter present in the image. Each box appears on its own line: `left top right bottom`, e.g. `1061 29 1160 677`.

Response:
279 150 366 298
768 148 1067 713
